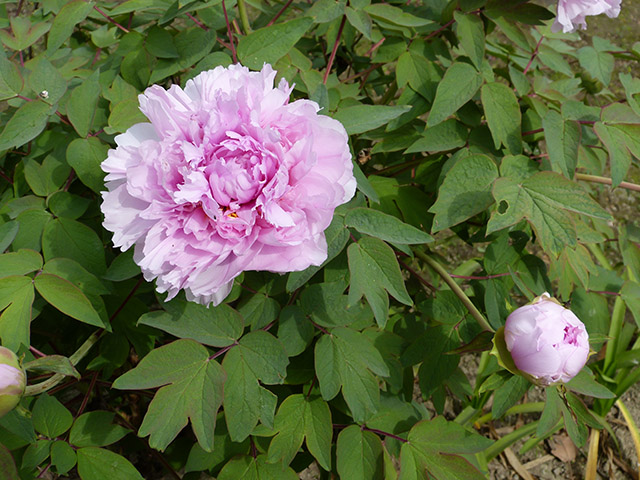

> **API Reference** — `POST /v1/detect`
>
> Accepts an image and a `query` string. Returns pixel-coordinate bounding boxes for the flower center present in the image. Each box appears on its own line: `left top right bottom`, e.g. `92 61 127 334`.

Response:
563 325 581 345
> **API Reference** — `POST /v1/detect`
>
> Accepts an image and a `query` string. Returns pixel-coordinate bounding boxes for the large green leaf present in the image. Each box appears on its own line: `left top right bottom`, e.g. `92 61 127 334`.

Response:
0 275 34 350
69 412 131 448
267 394 332 470
578 46 613 86
315 327 389 422
113 339 225 452
333 105 411 135
0 250 42 278
32 394 73 439
488 172 611 256
149 28 216 83
429 153 499 232
138 298 244 347
237 18 313 70
42 218 106 275
336 425 384 480
77 447 143 480
67 70 101 138
594 121 640 187
66 137 109 194
542 110 580 179
46 0 95 54
222 331 289 441
427 63 482 127
345 208 433 245
348 236 412 327
405 119 468 154
0 100 53 151
481 82 522 154
218 455 298 480
399 417 493 480
454 11 485 69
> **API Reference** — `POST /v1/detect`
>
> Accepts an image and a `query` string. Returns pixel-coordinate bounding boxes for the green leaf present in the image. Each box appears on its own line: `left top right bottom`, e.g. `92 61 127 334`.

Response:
594 122 640 187
113 339 225 452
50 441 77 475
238 294 280 330
145 26 179 58
103 250 140 282
454 11 484 69
66 137 109 193
23 154 70 197
0 250 42 278
34 273 106 328
337 425 384 480
333 105 411 135
42 218 106 275
0 17 50 51
0 221 19 253
348 236 411 327
32 394 73 438
69 412 131 448
0 56 23 101
47 191 91 220
542 110 580 178
578 46 613 86
238 18 313 70
277 305 313 357
107 99 148 134
0 100 53 151
364 3 432 27
77 447 144 480
488 172 611 256
315 327 389 422
47 0 95 54
218 455 298 480
565 367 615 399
139 298 243 347
395 47 441 102
300 282 372 328
149 27 216 84
267 394 332 470
306 0 346 23
24 355 79 379
481 82 522 154
400 417 493 480
28 59 67 105
222 331 289 441
345 208 433 245
429 154 499 232
405 119 468 154
415 325 459 399
491 375 529 419
66 70 101 137
13 208 51 251
537 387 563 438
427 63 482 127
0 275 34 350
344 7 373 41
0 444 19 480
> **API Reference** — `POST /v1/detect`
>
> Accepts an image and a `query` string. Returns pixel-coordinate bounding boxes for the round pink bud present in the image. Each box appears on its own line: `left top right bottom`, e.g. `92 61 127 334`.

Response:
504 293 590 385
0 347 26 418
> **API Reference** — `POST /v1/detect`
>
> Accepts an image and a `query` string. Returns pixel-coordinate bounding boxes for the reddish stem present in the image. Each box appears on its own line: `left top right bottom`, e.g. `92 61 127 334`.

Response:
76 371 98 418
366 37 385 57
425 18 455 40
222 0 237 63
186 12 209 30
523 36 544 75
267 0 294 26
29 346 46 358
93 6 130 33
323 15 346 84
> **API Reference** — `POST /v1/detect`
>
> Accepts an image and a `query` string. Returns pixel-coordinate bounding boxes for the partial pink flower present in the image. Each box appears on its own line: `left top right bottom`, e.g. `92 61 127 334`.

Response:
552 0 621 33
504 293 590 385
0 347 25 418
101 64 356 306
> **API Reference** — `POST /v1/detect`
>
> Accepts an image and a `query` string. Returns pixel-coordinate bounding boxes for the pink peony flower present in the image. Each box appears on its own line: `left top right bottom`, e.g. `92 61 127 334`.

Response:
504 293 590 385
552 0 621 33
0 347 25 418
101 64 356 306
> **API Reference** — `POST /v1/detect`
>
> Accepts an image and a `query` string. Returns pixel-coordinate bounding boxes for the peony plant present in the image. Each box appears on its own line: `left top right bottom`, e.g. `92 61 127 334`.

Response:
0 0 639 479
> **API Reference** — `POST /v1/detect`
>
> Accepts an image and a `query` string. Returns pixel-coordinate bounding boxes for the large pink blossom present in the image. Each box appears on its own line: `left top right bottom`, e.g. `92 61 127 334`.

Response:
504 293 590 385
101 64 356 306
552 0 621 33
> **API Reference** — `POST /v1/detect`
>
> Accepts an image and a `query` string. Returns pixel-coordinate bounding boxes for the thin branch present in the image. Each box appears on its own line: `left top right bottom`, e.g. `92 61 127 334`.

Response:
93 6 130 33
398 258 436 292
414 250 494 332
323 15 346 84
523 35 544 75
186 12 209 31
424 18 455 41
237 0 252 34
221 0 237 63
575 173 640 193
75 371 98 418
450 272 511 280
267 0 294 27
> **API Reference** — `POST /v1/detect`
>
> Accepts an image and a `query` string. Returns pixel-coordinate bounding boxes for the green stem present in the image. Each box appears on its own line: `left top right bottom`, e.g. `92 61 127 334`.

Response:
237 0 252 34
575 173 640 193
484 421 539 462
474 402 545 427
414 250 494 332
604 296 626 375
24 330 103 396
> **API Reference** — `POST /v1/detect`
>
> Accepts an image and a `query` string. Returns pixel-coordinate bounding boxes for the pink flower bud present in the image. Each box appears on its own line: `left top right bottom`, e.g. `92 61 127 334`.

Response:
504 293 589 385
0 347 26 417
552 0 621 33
